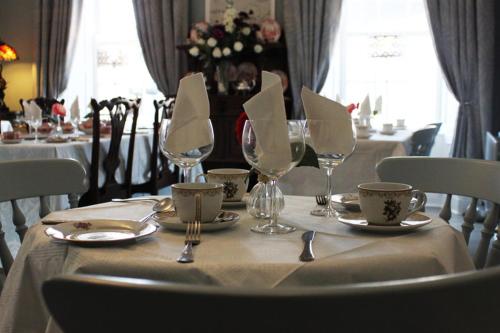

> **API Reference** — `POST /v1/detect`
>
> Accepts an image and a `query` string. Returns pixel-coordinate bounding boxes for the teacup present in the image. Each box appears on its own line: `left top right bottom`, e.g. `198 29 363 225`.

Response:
356 125 370 138
358 182 427 226
382 123 393 133
396 119 405 128
196 168 249 202
171 183 223 223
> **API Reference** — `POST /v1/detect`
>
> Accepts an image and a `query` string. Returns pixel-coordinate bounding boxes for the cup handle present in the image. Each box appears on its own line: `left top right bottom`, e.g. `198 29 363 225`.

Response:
195 174 207 183
405 190 427 218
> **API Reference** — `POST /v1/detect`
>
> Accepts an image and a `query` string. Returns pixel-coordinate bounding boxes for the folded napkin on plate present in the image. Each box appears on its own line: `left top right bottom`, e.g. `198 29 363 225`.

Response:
301 87 355 155
374 96 382 115
70 96 80 120
359 95 371 117
165 73 211 154
243 71 291 171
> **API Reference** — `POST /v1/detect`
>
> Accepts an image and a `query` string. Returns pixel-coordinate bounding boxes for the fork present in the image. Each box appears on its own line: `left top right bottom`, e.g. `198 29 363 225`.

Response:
177 194 201 263
315 195 328 206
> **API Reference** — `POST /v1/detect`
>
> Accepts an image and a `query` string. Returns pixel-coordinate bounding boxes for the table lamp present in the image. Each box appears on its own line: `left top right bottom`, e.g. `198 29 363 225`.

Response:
0 40 19 113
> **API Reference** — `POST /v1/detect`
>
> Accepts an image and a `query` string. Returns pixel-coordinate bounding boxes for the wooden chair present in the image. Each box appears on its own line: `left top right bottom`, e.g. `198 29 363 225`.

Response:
0 159 87 285
131 97 178 195
78 97 140 206
409 125 439 156
377 157 500 268
43 267 500 333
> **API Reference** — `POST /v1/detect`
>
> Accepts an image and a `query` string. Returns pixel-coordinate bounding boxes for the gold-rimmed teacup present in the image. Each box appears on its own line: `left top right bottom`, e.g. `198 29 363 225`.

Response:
171 183 223 223
196 168 249 202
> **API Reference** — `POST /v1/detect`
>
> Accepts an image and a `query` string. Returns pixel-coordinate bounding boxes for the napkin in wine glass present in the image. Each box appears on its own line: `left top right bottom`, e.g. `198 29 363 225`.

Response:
165 72 212 153
359 95 371 117
243 71 292 171
301 86 355 155
70 96 80 120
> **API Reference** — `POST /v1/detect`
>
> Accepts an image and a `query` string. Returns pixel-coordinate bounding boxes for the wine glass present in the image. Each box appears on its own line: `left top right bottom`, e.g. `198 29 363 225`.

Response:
31 116 42 143
242 120 305 234
159 119 214 183
305 119 357 217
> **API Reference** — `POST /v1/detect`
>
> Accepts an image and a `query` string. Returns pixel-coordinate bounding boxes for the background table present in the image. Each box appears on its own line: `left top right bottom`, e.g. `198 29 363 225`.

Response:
0 195 473 333
279 130 413 195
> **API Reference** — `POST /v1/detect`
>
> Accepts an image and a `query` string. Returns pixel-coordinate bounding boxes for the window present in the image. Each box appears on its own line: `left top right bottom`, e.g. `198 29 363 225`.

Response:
322 0 458 148
63 0 162 128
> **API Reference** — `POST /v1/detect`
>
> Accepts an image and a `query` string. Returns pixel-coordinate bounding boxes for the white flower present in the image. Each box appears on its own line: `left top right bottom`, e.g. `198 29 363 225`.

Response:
242 27 251 36
233 41 243 52
254 44 263 54
212 47 222 58
188 46 200 57
223 7 237 33
207 37 217 47
196 38 206 45
222 47 232 57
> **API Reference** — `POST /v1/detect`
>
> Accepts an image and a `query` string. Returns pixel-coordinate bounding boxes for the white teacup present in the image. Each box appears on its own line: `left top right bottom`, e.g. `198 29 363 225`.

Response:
171 183 223 223
358 182 427 226
382 123 393 133
356 125 370 138
196 168 249 202
396 119 405 128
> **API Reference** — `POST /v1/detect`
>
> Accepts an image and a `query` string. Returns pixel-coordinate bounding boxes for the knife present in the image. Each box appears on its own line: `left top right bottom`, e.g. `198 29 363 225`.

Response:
299 231 316 262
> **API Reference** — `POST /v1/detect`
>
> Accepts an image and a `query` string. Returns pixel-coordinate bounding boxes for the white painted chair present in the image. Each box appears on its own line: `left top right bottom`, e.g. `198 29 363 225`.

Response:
0 159 88 285
377 157 500 268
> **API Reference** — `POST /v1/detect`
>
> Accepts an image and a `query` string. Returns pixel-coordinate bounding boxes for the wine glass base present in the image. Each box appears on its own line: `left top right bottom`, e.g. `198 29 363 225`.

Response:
251 223 296 234
310 208 339 217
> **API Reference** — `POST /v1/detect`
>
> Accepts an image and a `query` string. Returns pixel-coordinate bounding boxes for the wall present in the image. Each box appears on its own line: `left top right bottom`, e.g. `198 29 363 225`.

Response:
0 0 38 111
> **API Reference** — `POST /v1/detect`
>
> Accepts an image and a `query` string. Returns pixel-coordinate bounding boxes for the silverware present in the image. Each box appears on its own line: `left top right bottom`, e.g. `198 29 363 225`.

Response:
177 194 201 263
315 195 328 206
112 197 160 203
134 198 174 232
299 231 316 262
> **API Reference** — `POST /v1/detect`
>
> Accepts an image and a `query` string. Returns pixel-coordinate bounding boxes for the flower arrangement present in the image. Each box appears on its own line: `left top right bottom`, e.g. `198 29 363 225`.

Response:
347 103 359 114
187 3 280 69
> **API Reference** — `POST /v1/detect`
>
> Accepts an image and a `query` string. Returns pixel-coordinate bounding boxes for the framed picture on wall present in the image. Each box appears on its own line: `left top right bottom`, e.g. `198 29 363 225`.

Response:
205 0 275 24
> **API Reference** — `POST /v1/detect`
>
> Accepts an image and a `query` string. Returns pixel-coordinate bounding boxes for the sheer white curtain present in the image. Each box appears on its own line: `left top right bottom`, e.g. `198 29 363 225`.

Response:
62 0 162 128
322 0 458 149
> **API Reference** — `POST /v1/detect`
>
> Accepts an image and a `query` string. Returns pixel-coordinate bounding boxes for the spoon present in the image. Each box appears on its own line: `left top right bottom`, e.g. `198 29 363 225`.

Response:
112 197 160 203
135 198 174 231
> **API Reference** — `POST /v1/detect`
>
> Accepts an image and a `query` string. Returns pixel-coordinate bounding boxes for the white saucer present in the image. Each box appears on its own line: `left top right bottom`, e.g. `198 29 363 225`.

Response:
155 211 240 232
1 139 22 144
356 134 371 140
338 211 432 233
45 220 158 245
379 130 396 136
331 193 360 212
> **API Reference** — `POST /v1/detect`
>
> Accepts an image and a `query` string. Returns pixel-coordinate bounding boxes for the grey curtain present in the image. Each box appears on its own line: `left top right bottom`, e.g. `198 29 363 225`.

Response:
284 0 343 118
426 0 495 158
37 0 83 98
132 0 188 96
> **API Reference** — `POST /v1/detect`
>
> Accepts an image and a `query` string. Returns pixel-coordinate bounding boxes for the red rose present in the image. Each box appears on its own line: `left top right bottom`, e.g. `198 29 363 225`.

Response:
235 111 248 145
51 103 67 117
346 103 359 114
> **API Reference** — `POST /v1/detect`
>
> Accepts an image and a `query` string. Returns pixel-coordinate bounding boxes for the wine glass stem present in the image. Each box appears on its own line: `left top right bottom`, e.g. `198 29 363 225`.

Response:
269 179 278 227
182 166 192 183
326 167 334 217
35 127 38 142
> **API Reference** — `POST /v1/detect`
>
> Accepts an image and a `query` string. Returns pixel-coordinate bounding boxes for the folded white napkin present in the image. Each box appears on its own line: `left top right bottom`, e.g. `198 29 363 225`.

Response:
374 96 382 114
243 71 292 171
165 73 212 153
70 96 80 120
335 94 342 104
301 87 355 155
23 100 42 120
359 95 371 117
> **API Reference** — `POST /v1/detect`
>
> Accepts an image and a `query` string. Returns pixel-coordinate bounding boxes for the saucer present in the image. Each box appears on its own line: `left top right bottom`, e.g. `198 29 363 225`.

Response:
1 139 22 144
356 134 371 140
379 130 396 135
46 136 70 143
338 211 432 233
155 211 240 232
331 193 360 212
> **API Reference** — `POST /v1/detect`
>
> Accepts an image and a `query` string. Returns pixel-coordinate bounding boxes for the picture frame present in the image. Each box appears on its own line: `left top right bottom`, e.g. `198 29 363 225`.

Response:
205 0 275 24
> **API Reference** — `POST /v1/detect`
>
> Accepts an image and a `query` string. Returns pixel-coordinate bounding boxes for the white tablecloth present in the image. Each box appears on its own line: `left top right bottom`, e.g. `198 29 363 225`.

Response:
0 195 474 333
279 130 413 195
0 134 154 257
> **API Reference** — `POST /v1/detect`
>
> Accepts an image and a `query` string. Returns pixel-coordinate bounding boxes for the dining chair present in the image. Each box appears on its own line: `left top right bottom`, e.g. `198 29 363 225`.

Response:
409 124 440 156
377 157 500 268
131 96 178 195
0 159 87 283
43 267 500 333
78 97 140 206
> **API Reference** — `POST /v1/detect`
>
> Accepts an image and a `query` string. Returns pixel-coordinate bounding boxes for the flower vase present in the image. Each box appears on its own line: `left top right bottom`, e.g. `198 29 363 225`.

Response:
246 174 285 219
216 62 230 95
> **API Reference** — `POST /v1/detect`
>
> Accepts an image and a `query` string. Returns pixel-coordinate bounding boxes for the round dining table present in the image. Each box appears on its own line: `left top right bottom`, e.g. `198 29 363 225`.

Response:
0 195 474 333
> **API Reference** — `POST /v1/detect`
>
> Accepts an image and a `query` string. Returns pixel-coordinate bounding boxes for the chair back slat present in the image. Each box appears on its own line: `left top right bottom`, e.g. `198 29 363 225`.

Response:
39 196 51 218
10 200 27 242
474 204 499 268
439 194 452 223
462 198 478 244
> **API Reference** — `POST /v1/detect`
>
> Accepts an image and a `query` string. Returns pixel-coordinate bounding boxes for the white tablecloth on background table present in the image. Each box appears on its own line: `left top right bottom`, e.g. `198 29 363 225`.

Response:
279 130 413 195
0 134 154 257
0 195 474 333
